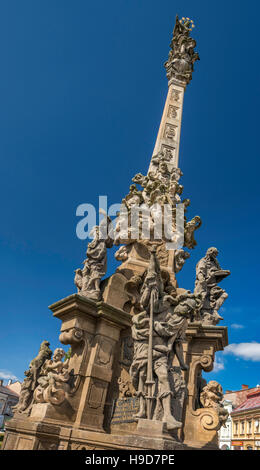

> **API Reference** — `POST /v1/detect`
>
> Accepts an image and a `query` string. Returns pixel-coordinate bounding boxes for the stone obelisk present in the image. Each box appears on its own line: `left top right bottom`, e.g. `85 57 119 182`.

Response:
110 15 200 285
149 16 199 172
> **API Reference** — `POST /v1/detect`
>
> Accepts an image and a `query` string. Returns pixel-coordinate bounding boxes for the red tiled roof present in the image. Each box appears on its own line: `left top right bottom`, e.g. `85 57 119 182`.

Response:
225 386 260 408
231 390 260 414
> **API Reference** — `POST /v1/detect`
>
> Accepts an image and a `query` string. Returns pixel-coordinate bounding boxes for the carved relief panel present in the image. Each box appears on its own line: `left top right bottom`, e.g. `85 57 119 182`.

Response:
164 123 177 141
168 105 178 120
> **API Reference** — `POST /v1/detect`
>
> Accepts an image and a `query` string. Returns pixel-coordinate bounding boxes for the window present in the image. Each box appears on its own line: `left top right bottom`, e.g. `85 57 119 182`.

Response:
235 422 238 434
241 421 245 434
248 421 252 434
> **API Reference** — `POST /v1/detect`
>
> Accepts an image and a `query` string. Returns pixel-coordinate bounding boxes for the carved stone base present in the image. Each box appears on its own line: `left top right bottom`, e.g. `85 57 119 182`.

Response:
2 416 188 450
137 418 169 438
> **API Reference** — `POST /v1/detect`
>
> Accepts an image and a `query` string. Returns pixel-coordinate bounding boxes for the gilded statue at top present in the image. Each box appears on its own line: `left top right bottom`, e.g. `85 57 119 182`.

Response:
165 15 199 85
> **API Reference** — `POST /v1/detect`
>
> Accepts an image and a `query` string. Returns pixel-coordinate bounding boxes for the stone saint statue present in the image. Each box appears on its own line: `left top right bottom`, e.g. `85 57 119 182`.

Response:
74 211 114 300
13 340 52 414
129 248 197 431
194 247 230 325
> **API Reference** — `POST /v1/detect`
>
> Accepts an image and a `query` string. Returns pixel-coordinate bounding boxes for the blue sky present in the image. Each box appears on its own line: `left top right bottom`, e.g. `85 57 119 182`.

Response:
0 0 259 393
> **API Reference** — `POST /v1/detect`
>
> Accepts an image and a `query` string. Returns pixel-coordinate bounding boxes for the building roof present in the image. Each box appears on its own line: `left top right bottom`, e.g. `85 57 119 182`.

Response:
231 390 260 414
225 385 260 409
0 385 19 398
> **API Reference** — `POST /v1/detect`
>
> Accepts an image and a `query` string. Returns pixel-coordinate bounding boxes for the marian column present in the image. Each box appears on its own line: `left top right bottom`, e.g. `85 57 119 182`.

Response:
2 15 229 452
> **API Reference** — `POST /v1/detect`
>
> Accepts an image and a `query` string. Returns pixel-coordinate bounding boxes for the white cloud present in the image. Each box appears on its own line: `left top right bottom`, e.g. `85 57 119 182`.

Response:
229 307 243 314
231 323 245 330
0 370 18 381
213 355 225 372
224 342 260 361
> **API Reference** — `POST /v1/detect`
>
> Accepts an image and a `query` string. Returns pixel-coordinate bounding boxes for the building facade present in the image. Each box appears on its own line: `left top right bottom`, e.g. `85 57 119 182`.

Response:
0 380 21 429
231 389 260 450
218 384 260 450
218 400 233 450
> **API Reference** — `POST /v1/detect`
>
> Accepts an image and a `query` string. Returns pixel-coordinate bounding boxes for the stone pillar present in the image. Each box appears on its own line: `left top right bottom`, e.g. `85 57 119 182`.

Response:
182 323 228 449
2 294 131 450
50 294 131 432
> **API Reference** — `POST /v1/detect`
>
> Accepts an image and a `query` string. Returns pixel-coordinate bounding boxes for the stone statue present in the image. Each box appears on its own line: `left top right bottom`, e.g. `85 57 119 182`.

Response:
12 370 34 414
165 16 199 85
194 247 230 325
75 211 114 300
129 248 197 430
200 380 228 427
174 249 190 273
184 215 202 249
34 348 71 406
13 340 52 414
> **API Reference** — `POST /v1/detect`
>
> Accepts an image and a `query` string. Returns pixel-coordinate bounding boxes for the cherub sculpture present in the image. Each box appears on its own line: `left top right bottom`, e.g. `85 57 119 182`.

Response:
200 380 228 427
34 348 71 406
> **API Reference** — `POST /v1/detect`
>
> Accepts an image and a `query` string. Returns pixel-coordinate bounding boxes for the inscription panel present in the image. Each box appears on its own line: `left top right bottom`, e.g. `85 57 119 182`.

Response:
111 397 139 424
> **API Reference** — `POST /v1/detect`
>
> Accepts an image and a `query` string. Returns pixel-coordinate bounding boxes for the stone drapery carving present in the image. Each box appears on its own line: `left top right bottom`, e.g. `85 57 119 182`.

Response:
129 248 198 430
165 16 199 85
34 348 72 406
194 247 230 325
13 341 52 415
75 212 114 300
200 380 228 428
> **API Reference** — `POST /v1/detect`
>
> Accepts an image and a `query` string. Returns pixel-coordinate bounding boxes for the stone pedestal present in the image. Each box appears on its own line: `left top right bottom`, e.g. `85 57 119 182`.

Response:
2 415 187 450
2 294 132 450
2 297 228 451
182 323 228 449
